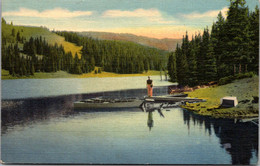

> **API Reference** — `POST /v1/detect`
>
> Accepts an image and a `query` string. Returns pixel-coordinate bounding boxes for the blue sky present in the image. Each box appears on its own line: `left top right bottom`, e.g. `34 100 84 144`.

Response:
2 0 259 39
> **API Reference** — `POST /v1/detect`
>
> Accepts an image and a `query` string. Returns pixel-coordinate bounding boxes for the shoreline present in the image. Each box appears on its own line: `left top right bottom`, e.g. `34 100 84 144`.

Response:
1 69 164 80
180 76 259 119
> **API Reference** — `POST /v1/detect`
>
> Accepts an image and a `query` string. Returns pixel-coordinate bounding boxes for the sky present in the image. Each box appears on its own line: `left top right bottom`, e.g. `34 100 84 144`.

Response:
2 0 259 39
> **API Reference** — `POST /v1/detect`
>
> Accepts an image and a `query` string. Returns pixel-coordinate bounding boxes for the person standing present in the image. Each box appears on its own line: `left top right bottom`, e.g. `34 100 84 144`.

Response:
147 76 153 97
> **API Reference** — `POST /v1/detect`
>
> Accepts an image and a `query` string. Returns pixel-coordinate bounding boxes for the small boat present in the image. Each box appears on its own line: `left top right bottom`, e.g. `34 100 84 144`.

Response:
74 97 143 109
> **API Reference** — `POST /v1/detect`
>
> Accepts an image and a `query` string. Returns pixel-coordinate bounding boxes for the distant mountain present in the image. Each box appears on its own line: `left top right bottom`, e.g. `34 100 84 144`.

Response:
78 31 182 51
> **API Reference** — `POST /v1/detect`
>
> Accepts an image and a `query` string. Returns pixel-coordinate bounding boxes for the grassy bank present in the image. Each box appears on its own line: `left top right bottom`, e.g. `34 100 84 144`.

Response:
181 76 259 119
1 68 161 79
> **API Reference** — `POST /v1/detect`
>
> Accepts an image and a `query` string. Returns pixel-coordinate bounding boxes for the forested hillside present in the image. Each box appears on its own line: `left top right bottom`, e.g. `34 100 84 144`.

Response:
168 0 259 86
56 31 168 74
1 19 168 77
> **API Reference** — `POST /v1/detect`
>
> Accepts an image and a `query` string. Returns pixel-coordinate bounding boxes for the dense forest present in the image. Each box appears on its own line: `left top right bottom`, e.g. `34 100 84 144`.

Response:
55 31 167 74
167 0 259 86
1 18 167 77
1 29 78 76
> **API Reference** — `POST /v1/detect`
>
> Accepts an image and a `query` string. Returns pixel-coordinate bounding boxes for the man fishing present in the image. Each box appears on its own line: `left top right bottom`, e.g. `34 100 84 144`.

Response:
147 76 153 97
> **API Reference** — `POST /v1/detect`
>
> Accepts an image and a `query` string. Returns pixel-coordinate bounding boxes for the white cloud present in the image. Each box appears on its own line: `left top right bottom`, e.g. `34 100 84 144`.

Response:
2 7 93 19
102 8 176 24
102 8 161 18
181 7 229 19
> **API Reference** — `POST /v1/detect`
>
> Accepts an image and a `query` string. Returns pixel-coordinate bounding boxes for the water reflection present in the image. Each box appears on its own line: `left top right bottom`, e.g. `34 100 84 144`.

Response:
144 102 166 131
182 110 258 165
1 86 258 165
144 105 258 164
147 111 153 131
2 86 170 133
1 95 81 133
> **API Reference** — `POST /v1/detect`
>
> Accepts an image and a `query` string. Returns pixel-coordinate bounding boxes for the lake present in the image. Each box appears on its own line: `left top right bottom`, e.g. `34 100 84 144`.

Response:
1 76 174 99
1 77 258 164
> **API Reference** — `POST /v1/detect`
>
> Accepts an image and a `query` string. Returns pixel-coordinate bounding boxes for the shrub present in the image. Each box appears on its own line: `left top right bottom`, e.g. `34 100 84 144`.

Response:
218 72 255 85
218 75 233 85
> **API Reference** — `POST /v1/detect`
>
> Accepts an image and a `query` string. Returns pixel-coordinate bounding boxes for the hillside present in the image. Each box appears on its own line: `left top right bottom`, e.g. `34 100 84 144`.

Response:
78 31 182 51
2 23 82 57
2 20 168 78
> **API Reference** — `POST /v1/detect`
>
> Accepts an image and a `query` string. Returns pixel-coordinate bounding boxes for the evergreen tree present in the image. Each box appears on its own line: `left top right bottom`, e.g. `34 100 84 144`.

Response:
248 6 259 73
226 0 250 75
167 52 177 82
197 28 210 84
187 37 198 86
176 43 189 86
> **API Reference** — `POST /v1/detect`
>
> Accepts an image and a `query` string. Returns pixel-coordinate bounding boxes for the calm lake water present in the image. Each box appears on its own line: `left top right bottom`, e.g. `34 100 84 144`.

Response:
1 76 174 99
1 77 258 164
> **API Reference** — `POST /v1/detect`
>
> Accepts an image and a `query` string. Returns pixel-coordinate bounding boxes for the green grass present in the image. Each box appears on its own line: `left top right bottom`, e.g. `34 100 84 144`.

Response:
182 76 259 119
2 23 82 57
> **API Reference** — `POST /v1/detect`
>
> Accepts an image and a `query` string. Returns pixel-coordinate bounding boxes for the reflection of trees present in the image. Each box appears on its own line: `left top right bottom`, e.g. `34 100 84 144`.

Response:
1 94 83 133
183 110 258 165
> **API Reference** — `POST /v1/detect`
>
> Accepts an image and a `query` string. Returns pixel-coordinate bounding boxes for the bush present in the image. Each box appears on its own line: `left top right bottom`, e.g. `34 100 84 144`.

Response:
218 72 255 85
218 75 233 85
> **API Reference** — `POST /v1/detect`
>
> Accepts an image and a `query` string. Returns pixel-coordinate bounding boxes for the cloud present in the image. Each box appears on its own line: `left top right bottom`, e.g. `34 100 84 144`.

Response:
181 7 229 19
2 7 93 19
102 8 176 24
102 8 161 18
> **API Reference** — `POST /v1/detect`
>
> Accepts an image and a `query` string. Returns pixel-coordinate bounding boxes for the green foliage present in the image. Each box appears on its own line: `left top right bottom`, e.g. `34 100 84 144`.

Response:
167 52 177 82
167 0 259 86
57 31 167 74
218 72 255 85
218 76 234 85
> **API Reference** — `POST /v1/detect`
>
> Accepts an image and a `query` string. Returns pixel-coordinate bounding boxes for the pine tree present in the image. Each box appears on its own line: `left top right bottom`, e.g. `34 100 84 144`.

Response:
197 28 210 84
248 6 259 73
176 43 189 86
213 12 230 79
226 0 250 75
187 37 198 86
167 52 177 82
205 41 217 82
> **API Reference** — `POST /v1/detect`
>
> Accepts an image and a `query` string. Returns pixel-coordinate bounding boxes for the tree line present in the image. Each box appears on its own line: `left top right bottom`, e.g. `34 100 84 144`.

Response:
167 0 259 86
2 18 168 77
56 31 167 74
2 34 83 76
